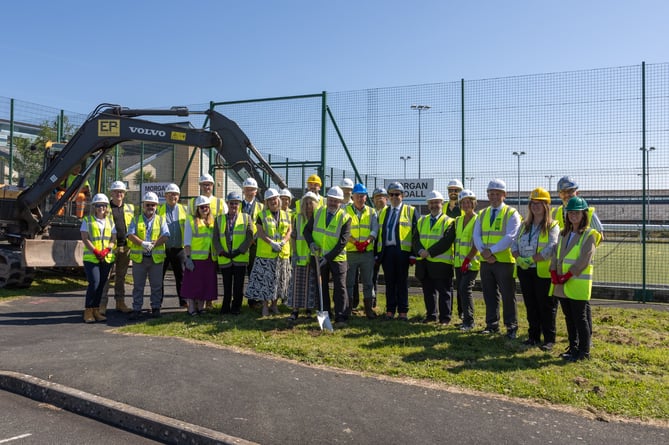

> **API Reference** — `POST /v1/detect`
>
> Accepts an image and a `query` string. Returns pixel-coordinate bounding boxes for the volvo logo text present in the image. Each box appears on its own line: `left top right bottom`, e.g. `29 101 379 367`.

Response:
129 127 166 137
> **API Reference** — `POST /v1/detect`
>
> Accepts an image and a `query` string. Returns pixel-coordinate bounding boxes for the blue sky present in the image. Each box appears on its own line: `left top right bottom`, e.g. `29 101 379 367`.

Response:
2 0 667 113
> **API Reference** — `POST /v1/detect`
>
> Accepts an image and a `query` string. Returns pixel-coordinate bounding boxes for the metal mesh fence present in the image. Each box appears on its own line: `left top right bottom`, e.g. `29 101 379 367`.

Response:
2 63 668 292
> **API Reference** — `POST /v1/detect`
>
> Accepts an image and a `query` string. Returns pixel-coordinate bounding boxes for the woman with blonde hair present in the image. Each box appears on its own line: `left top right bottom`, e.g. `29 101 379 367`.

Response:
512 187 560 350
181 195 218 315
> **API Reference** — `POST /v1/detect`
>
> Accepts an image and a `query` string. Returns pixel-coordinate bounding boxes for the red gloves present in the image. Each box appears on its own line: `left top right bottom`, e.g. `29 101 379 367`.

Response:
460 257 471 273
93 248 102 257
408 256 417 266
100 248 111 258
558 271 573 284
93 247 111 261
550 270 559 284
354 240 370 252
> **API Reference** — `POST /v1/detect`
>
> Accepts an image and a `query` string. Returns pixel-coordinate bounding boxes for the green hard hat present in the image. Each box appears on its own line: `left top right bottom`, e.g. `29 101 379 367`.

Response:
565 196 588 211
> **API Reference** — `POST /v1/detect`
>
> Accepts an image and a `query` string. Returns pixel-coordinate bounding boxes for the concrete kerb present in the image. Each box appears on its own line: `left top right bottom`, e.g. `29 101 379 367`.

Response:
0 370 257 445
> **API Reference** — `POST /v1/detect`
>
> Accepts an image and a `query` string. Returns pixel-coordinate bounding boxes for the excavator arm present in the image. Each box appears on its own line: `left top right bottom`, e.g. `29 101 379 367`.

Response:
15 105 222 237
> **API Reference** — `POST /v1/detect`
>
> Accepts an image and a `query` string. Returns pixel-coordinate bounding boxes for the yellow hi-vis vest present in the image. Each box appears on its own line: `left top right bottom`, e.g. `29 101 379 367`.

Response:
312 207 350 262
256 209 291 259
516 221 559 278
118 203 135 229
294 213 311 266
552 206 602 245
190 196 224 218
215 212 252 266
345 203 375 252
187 216 214 260
243 199 264 237
550 228 596 301
478 205 517 263
416 214 454 263
377 204 416 253
453 213 480 271
129 214 166 263
82 215 115 264
158 202 187 246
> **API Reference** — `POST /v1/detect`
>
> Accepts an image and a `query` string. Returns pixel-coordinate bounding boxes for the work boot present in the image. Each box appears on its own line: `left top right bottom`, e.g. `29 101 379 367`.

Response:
115 299 132 313
99 304 107 316
83 308 95 323
363 299 377 319
92 308 106 322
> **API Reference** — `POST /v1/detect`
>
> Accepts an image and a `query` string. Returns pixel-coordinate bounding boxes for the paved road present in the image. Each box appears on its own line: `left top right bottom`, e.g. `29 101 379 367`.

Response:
0 279 667 444
0 390 160 444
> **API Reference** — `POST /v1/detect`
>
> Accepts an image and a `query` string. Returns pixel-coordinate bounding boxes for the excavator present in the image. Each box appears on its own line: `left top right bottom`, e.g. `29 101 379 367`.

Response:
0 104 287 288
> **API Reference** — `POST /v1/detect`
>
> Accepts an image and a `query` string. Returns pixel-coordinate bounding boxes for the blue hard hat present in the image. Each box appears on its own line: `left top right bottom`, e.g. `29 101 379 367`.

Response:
226 191 242 202
557 176 579 192
372 187 388 197
352 183 367 195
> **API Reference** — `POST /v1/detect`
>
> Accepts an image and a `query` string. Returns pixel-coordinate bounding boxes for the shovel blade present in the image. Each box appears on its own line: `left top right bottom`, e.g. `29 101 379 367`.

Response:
317 311 334 332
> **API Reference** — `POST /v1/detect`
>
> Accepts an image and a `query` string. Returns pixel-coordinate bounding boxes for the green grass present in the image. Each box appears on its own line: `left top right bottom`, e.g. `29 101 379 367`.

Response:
0 270 86 300
119 293 669 422
595 240 668 286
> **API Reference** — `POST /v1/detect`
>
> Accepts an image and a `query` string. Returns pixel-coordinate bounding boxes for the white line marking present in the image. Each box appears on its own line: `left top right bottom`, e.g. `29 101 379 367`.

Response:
0 434 32 443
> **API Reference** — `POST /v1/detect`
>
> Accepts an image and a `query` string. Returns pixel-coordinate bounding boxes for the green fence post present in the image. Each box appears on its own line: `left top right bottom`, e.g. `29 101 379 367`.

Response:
9 98 14 185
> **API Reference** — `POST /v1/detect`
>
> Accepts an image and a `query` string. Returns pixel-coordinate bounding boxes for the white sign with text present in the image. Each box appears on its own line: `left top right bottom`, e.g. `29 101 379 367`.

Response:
384 178 434 205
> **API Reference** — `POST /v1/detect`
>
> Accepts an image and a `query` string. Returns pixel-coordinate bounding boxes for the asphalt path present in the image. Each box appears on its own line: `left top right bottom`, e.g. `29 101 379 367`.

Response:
0 276 667 444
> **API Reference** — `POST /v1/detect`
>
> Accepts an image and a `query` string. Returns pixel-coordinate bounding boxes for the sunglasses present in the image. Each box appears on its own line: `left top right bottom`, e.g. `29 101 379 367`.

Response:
94 204 108 209
199 205 210 210
389 193 402 197
144 203 156 207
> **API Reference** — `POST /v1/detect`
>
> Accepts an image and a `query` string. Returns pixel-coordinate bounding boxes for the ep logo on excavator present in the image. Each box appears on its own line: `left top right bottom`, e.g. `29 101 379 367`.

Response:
98 120 120 137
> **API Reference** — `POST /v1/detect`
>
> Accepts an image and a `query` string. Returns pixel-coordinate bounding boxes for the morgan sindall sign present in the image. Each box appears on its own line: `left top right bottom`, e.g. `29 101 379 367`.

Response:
384 179 434 205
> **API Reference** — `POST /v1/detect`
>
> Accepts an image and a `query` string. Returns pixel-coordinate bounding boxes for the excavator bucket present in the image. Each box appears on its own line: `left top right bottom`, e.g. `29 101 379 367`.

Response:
23 239 84 267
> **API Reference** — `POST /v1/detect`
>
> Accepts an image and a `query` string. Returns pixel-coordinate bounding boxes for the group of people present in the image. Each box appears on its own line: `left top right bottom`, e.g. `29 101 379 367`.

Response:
80 172 599 362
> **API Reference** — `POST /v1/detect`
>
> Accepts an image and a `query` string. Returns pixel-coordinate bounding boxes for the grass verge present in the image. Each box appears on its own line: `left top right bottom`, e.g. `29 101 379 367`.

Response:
119 293 669 422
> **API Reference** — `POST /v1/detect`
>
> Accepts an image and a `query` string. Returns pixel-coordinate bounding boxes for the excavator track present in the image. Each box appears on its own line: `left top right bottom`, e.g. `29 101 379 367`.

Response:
0 247 35 289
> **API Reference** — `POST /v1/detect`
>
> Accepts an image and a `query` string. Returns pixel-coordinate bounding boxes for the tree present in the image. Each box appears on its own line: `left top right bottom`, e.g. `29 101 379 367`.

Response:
12 115 77 185
134 169 156 185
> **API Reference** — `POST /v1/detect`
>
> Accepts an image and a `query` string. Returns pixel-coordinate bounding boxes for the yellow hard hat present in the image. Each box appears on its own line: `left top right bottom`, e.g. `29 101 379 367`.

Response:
529 187 551 204
307 174 322 186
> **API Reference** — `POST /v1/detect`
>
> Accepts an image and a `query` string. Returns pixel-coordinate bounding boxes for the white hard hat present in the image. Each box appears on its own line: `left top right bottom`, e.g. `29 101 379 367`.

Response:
458 189 476 202
279 188 293 199
302 191 319 202
447 179 464 190
327 186 344 201
109 180 127 192
91 193 110 205
339 178 354 190
165 183 180 194
199 173 215 184
194 195 211 207
264 188 280 200
487 179 507 192
426 190 444 202
243 177 258 189
143 192 159 204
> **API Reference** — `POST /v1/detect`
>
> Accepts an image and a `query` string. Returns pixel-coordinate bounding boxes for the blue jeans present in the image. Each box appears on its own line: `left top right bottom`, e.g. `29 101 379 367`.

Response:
84 260 113 308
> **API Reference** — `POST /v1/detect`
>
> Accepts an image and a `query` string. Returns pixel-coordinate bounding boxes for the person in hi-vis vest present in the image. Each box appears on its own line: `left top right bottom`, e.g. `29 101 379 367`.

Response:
453 189 480 331
413 190 456 325
213 191 254 315
473 179 521 339
127 192 169 320
80 193 116 323
550 196 598 362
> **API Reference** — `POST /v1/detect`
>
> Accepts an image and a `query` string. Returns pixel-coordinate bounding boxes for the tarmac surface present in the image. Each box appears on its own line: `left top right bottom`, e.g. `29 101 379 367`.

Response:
1 277 668 445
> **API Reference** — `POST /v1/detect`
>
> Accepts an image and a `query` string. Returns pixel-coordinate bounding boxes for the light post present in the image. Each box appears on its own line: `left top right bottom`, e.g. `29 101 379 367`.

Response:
411 104 430 178
545 175 554 194
512 151 526 208
400 156 411 179
465 176 475 189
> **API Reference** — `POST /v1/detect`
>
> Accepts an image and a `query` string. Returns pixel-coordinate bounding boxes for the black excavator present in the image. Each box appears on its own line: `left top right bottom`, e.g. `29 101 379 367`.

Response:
0 104 287 288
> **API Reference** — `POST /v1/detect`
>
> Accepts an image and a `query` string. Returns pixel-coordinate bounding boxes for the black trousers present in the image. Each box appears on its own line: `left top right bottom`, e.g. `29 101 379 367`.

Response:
162 247 186 303
559 297 591 355
381 246 410 314
220 264 246 314
517 267 558 343
480 261 517 331
318 258 348 320
416 261 453 322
